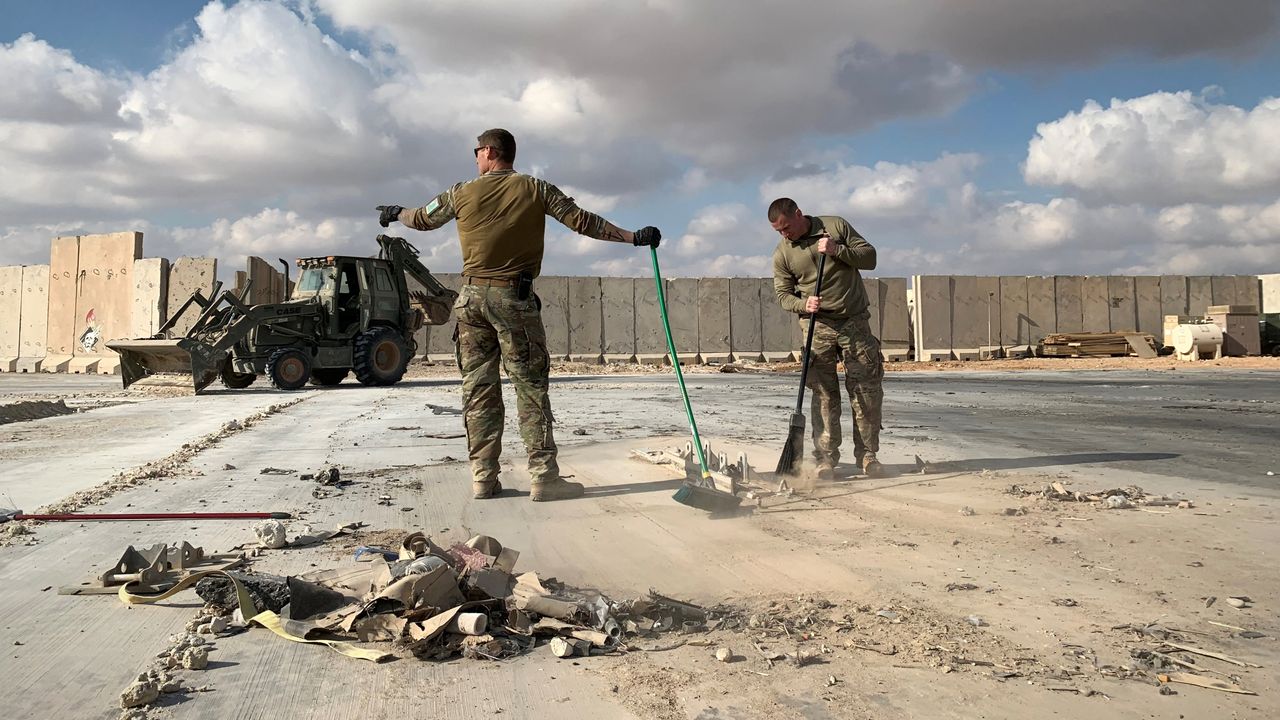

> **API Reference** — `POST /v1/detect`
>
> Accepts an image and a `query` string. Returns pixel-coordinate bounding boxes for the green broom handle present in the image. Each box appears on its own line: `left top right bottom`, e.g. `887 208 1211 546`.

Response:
649 246 712 480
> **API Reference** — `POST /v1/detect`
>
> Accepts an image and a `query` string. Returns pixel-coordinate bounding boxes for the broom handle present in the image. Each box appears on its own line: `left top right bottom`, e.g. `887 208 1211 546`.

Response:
650 246 712 481
792 253 827 414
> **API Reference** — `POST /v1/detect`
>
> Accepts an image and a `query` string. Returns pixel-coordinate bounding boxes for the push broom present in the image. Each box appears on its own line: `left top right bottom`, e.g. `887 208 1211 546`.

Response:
775 253 827 476
648 247 741 513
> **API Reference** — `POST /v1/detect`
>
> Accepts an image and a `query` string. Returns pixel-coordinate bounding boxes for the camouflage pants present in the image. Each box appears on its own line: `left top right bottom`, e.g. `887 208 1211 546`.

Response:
453 285 559 484
801 312 884 466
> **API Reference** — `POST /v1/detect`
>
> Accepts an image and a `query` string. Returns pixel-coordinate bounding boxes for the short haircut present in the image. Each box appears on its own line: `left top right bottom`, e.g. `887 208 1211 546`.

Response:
477 128 517 162
767 197 800 222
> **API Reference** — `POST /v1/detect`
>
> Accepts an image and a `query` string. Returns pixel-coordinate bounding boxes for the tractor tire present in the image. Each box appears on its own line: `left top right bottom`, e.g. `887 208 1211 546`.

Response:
353 327 410 387
309 368 349 386
266 348 312 391
220 365 256 389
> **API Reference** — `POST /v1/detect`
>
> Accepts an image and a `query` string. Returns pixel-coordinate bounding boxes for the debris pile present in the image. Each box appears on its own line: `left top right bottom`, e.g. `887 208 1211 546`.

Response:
189 531 732 663
1006 482 1193 510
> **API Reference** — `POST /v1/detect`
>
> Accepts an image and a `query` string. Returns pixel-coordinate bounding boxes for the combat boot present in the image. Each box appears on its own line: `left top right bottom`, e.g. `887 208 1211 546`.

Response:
814 459 835 481
861 453 885 478
530 478 585 502
473 478 504 499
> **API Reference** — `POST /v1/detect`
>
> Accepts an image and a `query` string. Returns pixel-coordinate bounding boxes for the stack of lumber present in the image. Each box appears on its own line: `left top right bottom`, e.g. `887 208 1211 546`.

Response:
1040 332 1158 357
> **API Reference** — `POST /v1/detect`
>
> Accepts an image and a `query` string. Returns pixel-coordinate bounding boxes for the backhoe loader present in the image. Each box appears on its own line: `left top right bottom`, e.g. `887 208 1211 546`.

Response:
107 235 457 393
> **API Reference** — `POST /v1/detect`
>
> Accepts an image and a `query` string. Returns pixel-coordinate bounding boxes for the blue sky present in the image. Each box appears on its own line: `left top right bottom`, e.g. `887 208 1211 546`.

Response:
2 1 1278 280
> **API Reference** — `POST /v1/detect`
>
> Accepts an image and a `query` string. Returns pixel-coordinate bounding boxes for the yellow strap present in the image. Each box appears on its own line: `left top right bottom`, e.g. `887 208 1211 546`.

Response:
119 570 390 663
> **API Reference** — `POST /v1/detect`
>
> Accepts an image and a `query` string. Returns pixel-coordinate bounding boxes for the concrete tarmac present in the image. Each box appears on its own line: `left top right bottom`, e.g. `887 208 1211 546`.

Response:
0 368 1276 719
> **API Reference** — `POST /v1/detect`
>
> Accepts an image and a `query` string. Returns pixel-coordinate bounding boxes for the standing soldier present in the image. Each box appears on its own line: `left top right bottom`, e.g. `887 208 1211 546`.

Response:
769 197 885 479
378 129 661 501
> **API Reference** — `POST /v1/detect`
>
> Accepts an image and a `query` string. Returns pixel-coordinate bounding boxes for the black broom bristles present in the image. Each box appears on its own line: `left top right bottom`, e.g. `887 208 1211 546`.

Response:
775 413 805 475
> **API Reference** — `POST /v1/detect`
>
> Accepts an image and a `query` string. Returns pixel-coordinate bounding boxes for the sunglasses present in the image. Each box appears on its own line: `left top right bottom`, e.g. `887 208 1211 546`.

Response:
473 146 494 157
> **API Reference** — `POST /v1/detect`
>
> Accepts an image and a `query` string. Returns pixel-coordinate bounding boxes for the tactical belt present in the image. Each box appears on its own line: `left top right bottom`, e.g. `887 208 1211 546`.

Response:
463 276 517 287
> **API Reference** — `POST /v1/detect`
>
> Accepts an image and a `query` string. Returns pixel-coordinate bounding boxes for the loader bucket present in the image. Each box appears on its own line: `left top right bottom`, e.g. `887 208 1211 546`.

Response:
106 338 226 393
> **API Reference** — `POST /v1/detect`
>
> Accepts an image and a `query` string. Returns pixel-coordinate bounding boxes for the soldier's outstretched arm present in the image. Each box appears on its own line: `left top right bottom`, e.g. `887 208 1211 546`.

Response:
377 185 460 232
539 179 660 248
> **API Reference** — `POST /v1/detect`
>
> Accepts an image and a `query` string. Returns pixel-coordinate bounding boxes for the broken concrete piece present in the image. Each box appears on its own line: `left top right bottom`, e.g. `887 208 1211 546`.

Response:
959 506 976 516
714 647 732 662
120 680 159 708
1226 596 1251 608
254 520 287 549
179 646 209 670
1104 495 1133 509
195 571 290 614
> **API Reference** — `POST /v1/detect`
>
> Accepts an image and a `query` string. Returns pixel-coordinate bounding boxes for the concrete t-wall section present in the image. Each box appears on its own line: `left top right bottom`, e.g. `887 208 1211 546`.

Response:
247 256 278 306
949 275 994 358
1081 276 1111 333
912 275 951 361
130 258 169 339
1160 275 1189 317
69 231 143 375
666 278 699 364
1210 276 1238 307
1053 276 1084 334
567 276 603 363
16 265 49 372
166 257 218 338
0 266 21 371
999 276 1029 350
1107 275 1137 333
43 235 80 372
1134 276 1162 336
728 278 764 362
1187 276 1213 316
1260 273 1280 314
879 277 910 360
697 278 731 363
424 273 462 362
1235 275 1261 311
760 279 794 361
633 275 665 363
536 276 570 360
601 277 635 363
1026 276 1056 346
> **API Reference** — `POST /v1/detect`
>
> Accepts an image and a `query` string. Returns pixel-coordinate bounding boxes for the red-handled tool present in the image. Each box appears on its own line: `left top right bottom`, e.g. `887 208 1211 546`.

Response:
1 510 292 523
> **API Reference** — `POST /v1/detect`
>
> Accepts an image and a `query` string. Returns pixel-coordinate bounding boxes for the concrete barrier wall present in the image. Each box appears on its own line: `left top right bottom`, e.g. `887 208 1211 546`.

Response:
1134 276 1161 336
697 278 731 363
880 277 910 360
16 265 49 372
667 278 699 363
166 257 218 338
601 277 635 362
70 232 143 374
7 247 1274 373
729 278 763 362
43 236 80 372
567 276 602 363
1261 273 1280 314
131 258 169 339
0 266 22 370
1188 276 1213 316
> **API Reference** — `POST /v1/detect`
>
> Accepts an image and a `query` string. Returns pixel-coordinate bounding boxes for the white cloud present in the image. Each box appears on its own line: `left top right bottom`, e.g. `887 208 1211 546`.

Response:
760 154 981 220
1026 91 1280 205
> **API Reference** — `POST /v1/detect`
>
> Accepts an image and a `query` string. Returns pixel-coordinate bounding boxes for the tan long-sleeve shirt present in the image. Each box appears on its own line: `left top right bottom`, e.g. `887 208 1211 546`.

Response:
400 169 609 280
772 215 876 319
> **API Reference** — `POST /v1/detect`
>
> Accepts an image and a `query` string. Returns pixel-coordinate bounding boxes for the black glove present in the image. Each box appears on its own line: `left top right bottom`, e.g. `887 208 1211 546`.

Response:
632 226 661 248
376 205 404 228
